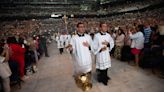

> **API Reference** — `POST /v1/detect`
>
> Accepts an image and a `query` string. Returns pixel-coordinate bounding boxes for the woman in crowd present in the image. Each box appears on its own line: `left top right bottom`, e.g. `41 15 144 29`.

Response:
7 37 26 81
26 37 38 72
114 28 125 60
0 41 11 92
129 25 145 67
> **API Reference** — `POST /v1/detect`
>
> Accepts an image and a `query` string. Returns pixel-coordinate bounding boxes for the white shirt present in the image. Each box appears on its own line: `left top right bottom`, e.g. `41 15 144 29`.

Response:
70 34 93 74
115 34 125 46
0 56 12 78
129 31 145 49
93 32 114 70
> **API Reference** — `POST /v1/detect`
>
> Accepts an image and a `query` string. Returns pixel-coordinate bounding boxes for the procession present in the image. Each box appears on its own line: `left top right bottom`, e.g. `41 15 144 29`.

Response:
0 0 164 92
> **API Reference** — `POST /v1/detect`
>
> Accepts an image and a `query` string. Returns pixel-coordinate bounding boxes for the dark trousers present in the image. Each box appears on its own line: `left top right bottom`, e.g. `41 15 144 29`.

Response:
144 43 151 48
96 68 109 85
44 47 49 57
0 77 3 92
59 48 64 54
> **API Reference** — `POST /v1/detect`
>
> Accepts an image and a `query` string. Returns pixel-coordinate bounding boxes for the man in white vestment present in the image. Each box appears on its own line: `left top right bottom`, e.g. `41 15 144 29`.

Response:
56 34 65 54
93 22 114 85
68 22 93 91
65 34 72 54
68 22 93 76
65 34 71 48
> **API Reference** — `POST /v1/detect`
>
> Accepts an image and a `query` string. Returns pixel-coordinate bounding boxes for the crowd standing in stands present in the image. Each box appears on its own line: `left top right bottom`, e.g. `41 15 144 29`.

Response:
0 6 164 91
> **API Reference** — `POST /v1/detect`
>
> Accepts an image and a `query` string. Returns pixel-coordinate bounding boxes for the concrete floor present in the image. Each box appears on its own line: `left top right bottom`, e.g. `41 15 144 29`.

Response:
12 42 164 92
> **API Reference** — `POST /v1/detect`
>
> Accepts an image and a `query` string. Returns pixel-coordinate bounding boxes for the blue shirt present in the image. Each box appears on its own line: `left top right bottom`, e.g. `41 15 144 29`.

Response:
144 27 152 43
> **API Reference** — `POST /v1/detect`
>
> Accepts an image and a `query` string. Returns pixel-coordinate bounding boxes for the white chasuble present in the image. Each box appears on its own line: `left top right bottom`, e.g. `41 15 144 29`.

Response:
70 34 92 74
56 35 64 48
93 33 114 70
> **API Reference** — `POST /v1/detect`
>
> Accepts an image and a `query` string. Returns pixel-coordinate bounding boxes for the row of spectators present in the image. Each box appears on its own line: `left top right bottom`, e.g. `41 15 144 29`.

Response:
105 0 162 12
0 22 55 92
0 6 164 92
1 0 162 16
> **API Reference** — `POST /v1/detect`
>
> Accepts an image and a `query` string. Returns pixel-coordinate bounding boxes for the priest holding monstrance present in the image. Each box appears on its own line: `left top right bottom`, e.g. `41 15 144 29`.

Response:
67 22 93 91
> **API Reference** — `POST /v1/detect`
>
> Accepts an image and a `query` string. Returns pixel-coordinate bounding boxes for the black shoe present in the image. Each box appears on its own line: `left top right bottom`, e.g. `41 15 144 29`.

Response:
107 76 111 80
102 81 108 86
97 78 102 83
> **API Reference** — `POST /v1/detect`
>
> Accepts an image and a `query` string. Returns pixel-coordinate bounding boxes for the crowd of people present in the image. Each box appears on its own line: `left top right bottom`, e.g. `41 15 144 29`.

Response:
0 19 56 92
0 6 164 92
54 20 163 91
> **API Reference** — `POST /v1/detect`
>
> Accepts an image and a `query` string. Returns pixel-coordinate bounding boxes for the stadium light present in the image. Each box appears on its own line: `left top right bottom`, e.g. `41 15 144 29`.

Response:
71 14 74 17
51 14 59 18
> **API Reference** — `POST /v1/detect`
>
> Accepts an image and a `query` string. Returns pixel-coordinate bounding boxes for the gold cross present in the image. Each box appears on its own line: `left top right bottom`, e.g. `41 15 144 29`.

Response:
63 15 68 24
62 15 68 33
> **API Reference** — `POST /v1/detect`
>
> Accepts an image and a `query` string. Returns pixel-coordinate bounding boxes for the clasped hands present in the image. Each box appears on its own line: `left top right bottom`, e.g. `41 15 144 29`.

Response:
100 40 109 52
82 41 89 47
66 44 73 51
66 41 90 51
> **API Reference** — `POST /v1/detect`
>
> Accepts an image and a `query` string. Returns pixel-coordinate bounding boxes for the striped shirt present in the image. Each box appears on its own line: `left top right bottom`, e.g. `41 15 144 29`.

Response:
144 27 152 43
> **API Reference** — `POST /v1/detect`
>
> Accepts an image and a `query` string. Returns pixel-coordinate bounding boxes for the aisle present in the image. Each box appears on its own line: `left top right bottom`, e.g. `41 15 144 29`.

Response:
12 42 164 92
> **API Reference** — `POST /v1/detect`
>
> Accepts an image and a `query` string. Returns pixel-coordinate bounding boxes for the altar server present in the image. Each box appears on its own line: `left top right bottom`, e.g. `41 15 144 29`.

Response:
69 22 93 76
93 22 114 85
